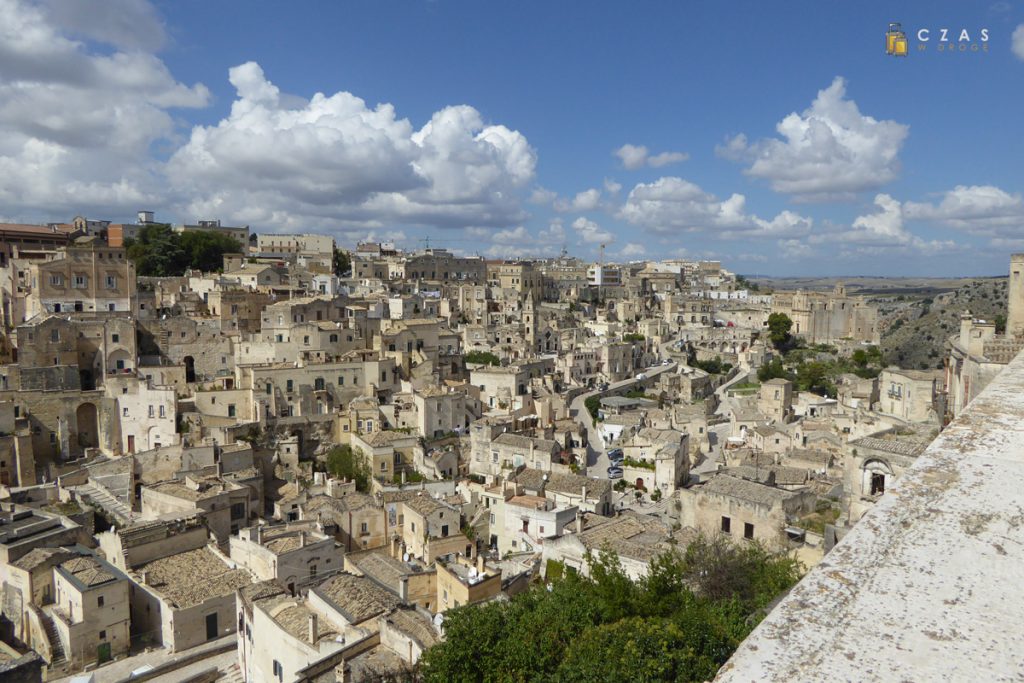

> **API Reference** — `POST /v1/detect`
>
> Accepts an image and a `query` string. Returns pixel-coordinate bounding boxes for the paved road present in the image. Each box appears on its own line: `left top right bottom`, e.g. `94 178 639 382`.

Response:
569 356 677 480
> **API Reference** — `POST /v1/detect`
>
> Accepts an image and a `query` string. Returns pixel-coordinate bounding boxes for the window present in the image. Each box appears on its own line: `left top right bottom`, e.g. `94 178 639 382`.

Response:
338 376 344 386
148 405 154 418
73 274 87 288
744 523 754 540
159 405 165 418
99 630 106 639
360 522 369 535
111 333 119 343
286 379 293 392
380 461 387 472
273 660 283 681
871 472 885 496
51 329 59 342
122 407 129 417
49 274 63 286
489 513 495 524
228 404 236 418
108 303 115 311
231 502 246 519
441 524 449 536
106 275 117 289
98 596 104 607
303 336 310 345
720 516 731 534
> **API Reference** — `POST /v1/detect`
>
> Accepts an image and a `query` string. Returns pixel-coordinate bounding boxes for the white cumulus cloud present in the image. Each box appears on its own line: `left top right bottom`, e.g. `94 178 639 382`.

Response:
167 61 537 232
572 217 615 244
718 77 909 202
619 176 812 239
1013 24 1024 60
903 185 1024 236
614 143 688 170
0 0 209 217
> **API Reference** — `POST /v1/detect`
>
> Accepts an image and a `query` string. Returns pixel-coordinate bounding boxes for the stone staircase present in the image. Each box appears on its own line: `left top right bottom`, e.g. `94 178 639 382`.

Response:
42 612 66 670
76 481 136 525
219 662 245 683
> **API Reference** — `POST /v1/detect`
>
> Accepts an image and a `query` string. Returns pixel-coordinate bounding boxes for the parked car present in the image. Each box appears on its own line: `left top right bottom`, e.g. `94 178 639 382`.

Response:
599 382 610 391
635 373 647 381
661 359 672 365
607 448 623 461
607 466 624 479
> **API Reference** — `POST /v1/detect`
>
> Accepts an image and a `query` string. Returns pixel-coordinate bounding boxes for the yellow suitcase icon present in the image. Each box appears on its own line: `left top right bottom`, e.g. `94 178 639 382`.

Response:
886 22 908 56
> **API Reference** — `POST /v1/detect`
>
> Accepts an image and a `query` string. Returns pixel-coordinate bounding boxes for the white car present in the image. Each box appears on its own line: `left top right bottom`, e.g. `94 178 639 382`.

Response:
635 373 647 380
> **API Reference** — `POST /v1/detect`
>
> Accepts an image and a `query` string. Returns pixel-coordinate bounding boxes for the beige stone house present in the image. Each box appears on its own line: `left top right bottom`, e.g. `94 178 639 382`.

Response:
49 552 131 669
229 522 343 593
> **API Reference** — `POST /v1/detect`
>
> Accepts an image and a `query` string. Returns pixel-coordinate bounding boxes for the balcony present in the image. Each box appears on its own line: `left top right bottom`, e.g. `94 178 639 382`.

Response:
715 349 1024 682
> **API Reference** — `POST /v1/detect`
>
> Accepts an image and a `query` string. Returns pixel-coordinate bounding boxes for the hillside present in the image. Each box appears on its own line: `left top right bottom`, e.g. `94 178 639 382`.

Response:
877 277 1008 370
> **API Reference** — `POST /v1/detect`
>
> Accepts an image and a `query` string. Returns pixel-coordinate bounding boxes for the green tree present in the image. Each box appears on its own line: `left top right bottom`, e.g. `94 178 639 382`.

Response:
178 230 243 273
125 224 185 277
333 247 351 276
325 445 371 492
584 395 602 421
557 617 723 683
419 541 802 683
766 313 794 350
757 358 791 383
464 350 501 366
125 224 241 276
796 361 836 397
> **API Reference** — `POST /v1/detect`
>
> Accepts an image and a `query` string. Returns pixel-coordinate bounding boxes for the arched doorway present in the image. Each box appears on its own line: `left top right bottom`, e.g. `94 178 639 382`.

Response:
184 356 196 383
76 403 99 450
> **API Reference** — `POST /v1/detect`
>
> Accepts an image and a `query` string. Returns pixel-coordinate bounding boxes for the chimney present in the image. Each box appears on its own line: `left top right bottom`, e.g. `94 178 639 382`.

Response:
299 531 306 548
308 613 319 643
255 525 262 544
575 507 584 533
581 484 588 504
476 553 485 575
399 576 409 602
141 570 150 586
215 460 223 477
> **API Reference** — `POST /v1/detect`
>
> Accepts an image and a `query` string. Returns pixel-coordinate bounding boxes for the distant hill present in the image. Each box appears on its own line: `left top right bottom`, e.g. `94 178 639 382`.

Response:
878 277 1008 370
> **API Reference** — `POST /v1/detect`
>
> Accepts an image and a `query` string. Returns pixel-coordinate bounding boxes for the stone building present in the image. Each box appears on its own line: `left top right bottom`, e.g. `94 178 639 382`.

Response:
48 552 131 670
229 523 343 593
679 471 816 550
876 367 940 424
771 283 879 345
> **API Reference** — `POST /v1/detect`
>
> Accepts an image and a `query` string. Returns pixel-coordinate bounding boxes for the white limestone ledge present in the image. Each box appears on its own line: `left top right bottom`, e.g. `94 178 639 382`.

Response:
715 350 1024 683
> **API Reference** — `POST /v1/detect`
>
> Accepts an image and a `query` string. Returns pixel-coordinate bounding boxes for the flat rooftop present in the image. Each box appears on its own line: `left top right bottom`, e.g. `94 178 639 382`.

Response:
716 350 1024 682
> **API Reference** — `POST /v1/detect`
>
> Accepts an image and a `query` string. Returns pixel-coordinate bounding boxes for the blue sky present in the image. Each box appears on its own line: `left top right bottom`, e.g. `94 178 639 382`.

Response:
2 0 1024 275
